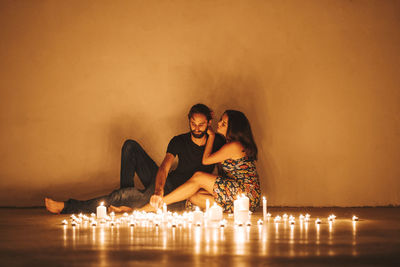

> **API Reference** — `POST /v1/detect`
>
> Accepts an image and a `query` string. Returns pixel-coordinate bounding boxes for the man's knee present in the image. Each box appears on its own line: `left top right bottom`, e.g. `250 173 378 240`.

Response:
122 139 142 154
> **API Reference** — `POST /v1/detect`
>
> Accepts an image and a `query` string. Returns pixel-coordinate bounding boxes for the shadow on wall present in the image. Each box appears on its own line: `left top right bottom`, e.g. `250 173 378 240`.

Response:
181 61 279 199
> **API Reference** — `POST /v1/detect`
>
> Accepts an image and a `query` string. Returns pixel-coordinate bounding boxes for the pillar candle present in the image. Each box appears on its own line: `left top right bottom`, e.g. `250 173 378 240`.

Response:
234 194 249 225
209 203 223 221
193 207 204 226
96 202 107 219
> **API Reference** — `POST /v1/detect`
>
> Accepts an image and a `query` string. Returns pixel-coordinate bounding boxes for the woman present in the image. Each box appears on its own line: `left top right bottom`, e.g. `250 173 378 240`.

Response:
138 110 261 213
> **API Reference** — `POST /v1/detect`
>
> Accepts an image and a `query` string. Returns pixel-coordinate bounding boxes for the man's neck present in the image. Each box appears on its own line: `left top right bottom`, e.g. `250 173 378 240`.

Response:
190 134 207 146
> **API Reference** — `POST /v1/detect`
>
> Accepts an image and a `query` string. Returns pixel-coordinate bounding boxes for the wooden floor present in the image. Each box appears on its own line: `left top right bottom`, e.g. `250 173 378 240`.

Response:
0 207 399 266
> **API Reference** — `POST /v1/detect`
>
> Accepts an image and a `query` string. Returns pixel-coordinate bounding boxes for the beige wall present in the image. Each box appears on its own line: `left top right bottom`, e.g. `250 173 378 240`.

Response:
0 0 399 206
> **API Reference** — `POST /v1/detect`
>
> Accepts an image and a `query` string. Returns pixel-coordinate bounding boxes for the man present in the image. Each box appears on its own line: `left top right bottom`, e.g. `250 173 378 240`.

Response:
45 103 224 213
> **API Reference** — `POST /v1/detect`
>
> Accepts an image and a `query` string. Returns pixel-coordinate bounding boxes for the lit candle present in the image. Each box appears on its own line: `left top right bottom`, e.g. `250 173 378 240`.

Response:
352 215 359 221
234 194 249 225
328 214 336 222
96 202 107 219
283 214 288 221
193 207 203 226
315 218 321 224
263 196 267 221
219 219 227 227
257 219 263 225
62 219 68 225
163 203 167 213
209 203 223 221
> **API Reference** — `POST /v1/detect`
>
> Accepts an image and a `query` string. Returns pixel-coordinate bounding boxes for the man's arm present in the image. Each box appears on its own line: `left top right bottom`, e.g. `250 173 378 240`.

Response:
150 153 175 209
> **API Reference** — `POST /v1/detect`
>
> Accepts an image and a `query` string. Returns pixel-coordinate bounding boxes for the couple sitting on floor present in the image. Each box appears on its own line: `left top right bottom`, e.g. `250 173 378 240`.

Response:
45 103 261 214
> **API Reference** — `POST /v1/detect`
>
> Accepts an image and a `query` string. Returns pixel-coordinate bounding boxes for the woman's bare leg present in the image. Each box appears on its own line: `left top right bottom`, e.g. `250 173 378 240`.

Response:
162 172 216 206
45 198 64 214
188 190 215 210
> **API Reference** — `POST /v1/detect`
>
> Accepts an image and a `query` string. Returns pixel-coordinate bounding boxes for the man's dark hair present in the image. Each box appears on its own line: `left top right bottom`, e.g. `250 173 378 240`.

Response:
188 103 213 121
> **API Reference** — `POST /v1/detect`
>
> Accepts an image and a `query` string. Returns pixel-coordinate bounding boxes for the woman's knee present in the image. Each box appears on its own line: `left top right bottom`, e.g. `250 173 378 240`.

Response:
192 171 206 180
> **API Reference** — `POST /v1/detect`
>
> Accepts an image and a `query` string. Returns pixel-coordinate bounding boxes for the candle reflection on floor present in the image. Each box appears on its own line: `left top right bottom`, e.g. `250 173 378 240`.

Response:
7 208 400 266
55 211 374 260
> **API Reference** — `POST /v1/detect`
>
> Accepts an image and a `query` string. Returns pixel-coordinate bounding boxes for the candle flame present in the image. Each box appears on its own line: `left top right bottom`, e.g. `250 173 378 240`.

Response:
100 202 104 206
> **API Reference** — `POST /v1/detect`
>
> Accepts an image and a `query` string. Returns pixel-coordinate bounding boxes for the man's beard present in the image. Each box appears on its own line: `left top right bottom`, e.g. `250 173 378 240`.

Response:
190 129 207 139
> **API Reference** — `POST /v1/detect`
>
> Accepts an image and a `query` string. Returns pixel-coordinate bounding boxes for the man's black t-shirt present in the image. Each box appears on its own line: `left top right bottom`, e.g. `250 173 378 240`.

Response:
166 132 225 188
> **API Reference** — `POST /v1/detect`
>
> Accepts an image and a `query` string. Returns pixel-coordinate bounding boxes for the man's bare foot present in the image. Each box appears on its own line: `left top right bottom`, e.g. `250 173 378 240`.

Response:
45 198 64 214
137 203 157 213
109 205 133 213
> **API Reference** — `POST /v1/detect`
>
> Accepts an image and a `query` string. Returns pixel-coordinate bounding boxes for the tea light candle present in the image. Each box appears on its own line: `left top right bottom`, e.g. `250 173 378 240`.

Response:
352 215 359 221
219 219 227 227
62 219 68 225
96 202 107 219
315 218 321 224
257 219 263 225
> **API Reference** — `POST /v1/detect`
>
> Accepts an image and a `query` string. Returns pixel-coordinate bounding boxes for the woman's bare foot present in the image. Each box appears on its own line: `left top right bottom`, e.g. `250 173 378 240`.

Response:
45 198 64 214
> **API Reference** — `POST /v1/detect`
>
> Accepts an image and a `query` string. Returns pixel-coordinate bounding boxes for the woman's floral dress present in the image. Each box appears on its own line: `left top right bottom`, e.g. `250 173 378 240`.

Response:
186 156 261 212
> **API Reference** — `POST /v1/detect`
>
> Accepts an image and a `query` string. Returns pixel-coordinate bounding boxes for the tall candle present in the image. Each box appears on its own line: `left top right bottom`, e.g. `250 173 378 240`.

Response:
163 203 167 213
234 194 250 225
96 202 107 219
263 196 267 221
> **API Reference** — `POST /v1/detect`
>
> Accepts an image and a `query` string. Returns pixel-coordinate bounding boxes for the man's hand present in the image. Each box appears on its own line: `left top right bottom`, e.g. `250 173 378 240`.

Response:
150 194 164 210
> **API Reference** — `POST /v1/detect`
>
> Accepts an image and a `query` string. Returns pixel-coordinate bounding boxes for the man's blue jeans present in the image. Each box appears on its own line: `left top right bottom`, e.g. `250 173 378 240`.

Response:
61 140 176 214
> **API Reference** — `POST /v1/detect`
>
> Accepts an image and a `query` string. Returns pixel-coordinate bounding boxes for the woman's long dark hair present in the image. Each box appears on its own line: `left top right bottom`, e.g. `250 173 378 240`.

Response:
224 110 258 160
